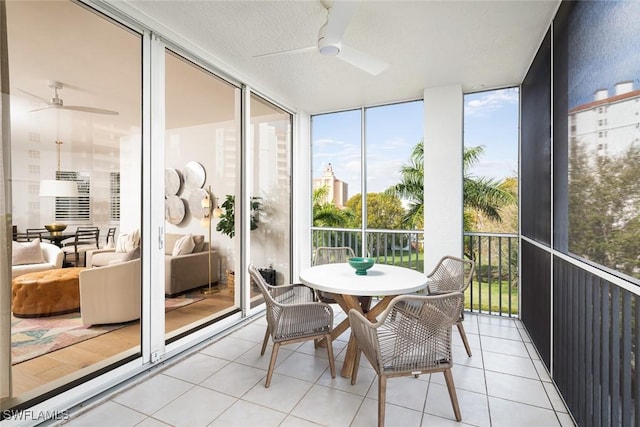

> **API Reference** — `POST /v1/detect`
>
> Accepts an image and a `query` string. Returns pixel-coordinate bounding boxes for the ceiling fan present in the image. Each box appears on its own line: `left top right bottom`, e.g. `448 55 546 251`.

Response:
254 0 389 76
20 80 119 115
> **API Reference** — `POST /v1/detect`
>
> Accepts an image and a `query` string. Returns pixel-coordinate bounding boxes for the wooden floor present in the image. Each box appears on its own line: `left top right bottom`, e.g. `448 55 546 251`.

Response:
11 285 253 397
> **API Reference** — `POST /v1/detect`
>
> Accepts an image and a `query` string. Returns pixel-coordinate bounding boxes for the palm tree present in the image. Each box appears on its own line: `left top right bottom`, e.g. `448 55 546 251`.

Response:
312 186 353 227
387 142 515 231
463 146 515 230
385 140 424 228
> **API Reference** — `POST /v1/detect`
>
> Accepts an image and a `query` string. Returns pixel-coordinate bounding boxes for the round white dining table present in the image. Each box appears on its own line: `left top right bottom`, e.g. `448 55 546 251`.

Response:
299 262 428 378
299 263 428 297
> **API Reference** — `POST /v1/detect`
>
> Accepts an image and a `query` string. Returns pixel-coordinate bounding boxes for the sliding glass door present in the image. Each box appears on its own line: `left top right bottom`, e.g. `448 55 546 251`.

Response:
5 0 142 400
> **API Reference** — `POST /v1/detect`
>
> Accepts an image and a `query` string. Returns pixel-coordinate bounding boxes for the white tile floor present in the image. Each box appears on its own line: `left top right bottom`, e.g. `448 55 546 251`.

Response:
58 310 576 427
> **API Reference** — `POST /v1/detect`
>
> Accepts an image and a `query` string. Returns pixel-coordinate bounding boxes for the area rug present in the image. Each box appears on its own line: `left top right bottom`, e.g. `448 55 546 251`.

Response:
164 294 204 312
11 296 204 365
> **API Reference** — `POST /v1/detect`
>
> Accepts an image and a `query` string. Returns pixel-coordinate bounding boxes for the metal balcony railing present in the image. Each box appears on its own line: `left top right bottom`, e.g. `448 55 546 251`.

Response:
311 228 519 317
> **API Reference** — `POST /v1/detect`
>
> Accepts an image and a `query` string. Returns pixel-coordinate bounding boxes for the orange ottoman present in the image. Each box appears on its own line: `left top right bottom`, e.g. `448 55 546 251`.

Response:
12 268 84 318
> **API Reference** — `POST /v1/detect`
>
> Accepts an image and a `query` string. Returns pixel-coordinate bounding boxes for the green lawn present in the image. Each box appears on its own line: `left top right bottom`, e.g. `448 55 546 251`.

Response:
377 256 518 316
465 280 518 315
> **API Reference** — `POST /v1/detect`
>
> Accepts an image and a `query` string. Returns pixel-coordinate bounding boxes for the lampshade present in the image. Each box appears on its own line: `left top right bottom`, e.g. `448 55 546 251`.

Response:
39 179 79 197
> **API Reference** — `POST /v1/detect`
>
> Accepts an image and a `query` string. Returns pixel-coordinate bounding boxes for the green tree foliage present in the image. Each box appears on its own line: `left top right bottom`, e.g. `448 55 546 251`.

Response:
569 141 640 278
345 192 405 229
312 186 354 227
386 142 516 231
385 140 424 228
463 146 516 231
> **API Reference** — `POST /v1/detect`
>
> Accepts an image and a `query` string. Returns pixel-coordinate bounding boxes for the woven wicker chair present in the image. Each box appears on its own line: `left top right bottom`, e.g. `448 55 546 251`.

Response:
426 256 475 357
248 264 336 387
349 293 464 427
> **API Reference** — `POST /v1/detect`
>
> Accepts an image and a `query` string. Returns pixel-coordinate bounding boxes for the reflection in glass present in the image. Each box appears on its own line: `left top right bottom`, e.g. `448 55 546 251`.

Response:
6 0 142 399
248 95 292 308
164 50 241 339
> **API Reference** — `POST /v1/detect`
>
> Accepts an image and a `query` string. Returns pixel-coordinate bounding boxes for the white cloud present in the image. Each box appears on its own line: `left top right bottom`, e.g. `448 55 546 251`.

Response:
464 88 518 117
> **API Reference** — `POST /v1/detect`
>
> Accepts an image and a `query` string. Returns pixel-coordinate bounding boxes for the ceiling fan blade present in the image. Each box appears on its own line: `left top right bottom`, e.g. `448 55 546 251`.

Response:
17 88 48 103
29 107 50 113
325 0 360 42
254 46 316 58
338 44 389 76
63 105 119 115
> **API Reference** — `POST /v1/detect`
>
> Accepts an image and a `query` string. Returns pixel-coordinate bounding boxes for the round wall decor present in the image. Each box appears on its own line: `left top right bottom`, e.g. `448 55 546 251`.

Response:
183 161 206 190
165 195 186 225
165 168 182 196
188 188 209 220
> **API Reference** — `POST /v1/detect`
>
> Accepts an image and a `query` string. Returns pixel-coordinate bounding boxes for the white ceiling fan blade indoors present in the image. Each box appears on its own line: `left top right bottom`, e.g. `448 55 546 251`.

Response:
253 45 317 58
17 88 48 103
63 105 119 115
338 44 389 76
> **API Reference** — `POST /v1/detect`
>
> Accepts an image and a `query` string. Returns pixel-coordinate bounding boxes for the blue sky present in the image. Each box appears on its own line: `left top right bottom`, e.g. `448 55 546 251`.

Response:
312 89 519 198
568 1 640 109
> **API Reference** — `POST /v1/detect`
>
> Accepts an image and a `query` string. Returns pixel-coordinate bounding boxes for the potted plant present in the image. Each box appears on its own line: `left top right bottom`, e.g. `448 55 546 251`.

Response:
216 195 263 288
216 195 262 238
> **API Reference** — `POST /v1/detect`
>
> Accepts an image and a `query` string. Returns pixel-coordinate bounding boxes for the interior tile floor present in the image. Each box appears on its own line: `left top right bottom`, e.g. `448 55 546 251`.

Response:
56 310 576 427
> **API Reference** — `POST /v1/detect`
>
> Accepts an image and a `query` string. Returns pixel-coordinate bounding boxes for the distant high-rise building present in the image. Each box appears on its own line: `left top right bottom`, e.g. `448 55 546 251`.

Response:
569 81 640 160
312 163 348 208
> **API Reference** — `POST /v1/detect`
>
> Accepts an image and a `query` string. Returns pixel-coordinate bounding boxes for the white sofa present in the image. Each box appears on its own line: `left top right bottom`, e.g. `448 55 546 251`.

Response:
86 233 219 296
79 259 141 325
12 241 64 278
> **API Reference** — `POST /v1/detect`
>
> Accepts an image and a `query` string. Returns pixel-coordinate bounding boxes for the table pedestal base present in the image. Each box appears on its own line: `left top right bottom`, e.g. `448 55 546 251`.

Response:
333 294 395 378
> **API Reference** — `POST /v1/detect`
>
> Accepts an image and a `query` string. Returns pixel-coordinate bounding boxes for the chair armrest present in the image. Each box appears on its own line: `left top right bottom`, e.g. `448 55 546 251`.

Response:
86 248 116 267
274 302 334 337
269 283 316 304
40 242 63 268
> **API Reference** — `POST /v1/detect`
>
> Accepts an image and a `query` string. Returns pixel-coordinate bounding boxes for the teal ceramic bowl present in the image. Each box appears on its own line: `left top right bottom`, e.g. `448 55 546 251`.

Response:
348 257 375 275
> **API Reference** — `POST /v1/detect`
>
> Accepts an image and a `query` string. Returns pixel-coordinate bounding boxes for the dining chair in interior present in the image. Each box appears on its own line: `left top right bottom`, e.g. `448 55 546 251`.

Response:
26 228 48 240
349 292 464 427
14 232 30 242
103 227 116 248
426 255 475 357
313 246 371 310
61 226 100 267
248 263 336 388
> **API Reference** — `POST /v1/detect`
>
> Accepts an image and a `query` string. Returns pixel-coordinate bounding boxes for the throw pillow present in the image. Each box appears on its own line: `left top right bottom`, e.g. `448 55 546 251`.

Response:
172 234 195 256
12 238 45 266
122 246 141 261
115 230 140 253
192 235 205 253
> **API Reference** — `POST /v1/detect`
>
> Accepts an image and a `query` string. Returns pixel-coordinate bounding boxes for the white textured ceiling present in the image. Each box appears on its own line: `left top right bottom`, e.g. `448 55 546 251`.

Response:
120 0 560 114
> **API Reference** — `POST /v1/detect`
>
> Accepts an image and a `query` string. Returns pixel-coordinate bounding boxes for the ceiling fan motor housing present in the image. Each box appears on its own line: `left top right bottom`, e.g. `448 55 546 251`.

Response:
318 23 341 56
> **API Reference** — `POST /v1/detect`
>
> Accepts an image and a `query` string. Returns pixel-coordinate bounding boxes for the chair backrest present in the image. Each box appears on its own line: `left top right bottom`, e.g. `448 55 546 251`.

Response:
351 292 464 373
73 226 100 248
313 246 355 266
105 227 116 245
26 228 48 240
249 263 282 329
427 256 475 294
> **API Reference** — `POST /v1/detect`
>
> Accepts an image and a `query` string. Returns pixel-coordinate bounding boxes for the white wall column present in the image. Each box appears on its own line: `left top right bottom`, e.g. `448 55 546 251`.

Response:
423 84 464 270
293 111 311 280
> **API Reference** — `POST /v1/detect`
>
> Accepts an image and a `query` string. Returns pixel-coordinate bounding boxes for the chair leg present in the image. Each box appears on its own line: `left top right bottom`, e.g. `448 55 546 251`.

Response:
325 334 336 378
378 375 386 427
351 348 361 385
261 326 270 356
443 368 462 421
457 321 472 357
265 342 280 388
